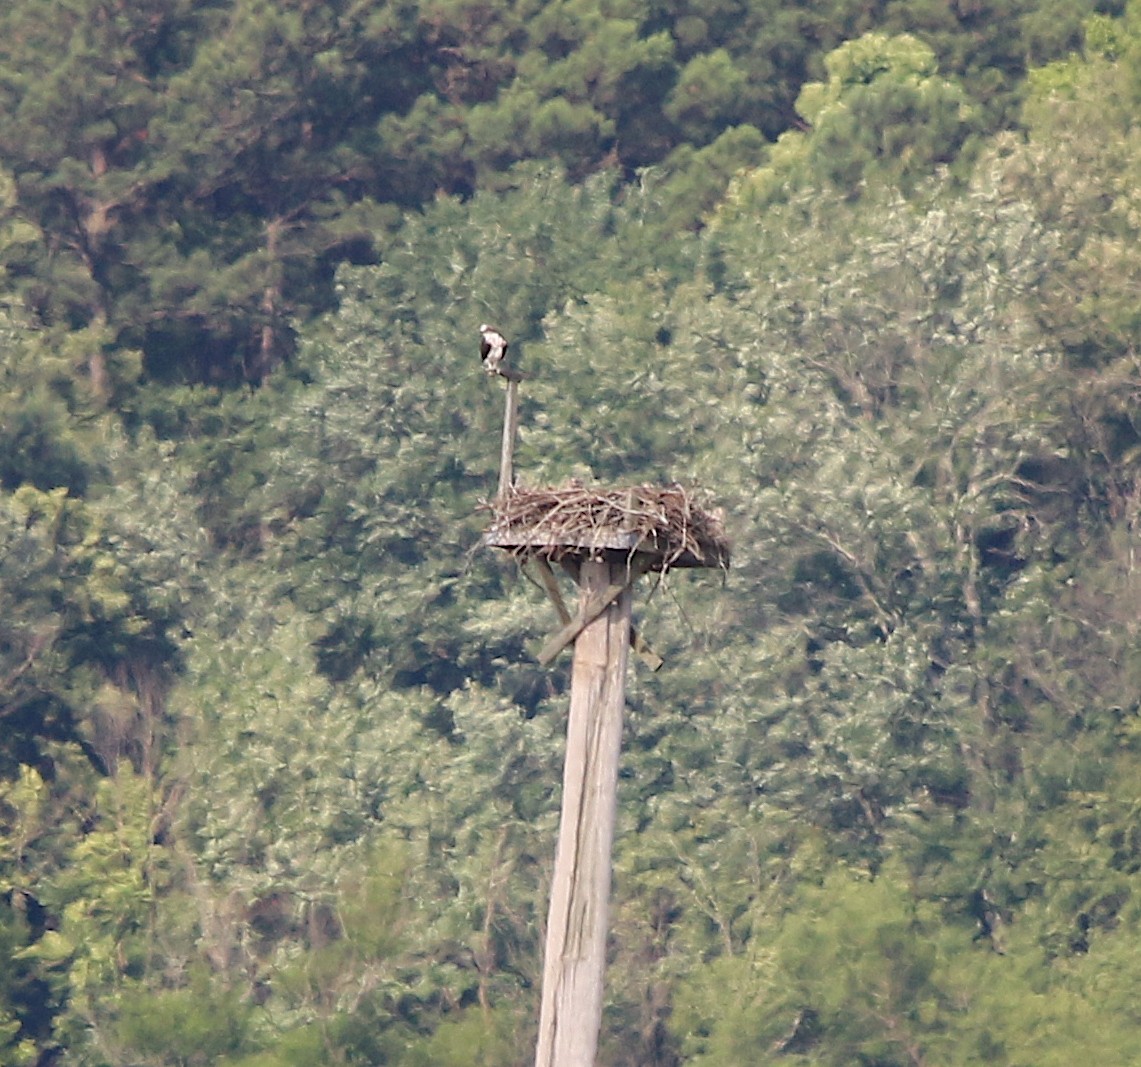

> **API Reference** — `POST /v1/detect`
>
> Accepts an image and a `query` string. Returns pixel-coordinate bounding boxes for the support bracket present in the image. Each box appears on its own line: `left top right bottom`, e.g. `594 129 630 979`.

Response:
532 557 662 669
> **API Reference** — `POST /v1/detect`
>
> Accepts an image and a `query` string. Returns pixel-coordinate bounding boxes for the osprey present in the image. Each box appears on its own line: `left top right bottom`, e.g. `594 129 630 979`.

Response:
479 324 509 376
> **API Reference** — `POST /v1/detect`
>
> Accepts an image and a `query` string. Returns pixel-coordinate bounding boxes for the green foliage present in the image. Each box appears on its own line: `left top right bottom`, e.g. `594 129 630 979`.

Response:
664 49 751 140
0 307 116 493
4 4 1141 1065
675 862 1141 1066
0 0 399 384
402 1007 525 1067
0 0 1108 389
117 968 253 1067
1 828 56 1066
729 32 980 208
863 0 1118 124
643 125 769 233
0 482 173 778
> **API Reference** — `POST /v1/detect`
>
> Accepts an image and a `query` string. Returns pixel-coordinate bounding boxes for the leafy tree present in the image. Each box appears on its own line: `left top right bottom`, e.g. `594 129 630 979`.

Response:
727 33 981 209
0 0 206 392
852 0 1121 125
117 967 254 1067
0 0 401 386
1 769 63 1066
7 8 1141 1065
674 859 1141 1066
0 392 203 1060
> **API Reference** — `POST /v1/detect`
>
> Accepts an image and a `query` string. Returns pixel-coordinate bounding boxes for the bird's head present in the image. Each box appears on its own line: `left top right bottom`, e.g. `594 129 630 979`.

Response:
479 324 490 333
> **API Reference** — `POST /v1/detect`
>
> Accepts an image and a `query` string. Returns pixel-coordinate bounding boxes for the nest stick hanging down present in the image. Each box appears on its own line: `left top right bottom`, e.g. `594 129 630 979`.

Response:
477 326 729 1067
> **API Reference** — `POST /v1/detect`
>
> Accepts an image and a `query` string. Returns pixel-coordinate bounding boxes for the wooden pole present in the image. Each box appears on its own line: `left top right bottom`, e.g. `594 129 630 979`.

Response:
498 377 520 498
534 558 632 1067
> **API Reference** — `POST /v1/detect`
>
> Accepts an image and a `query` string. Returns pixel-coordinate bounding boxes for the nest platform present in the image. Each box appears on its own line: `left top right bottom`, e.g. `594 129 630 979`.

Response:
483 483 730 572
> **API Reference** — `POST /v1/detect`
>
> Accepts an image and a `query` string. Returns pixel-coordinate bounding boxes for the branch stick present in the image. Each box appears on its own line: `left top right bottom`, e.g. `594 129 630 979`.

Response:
498 376 520 498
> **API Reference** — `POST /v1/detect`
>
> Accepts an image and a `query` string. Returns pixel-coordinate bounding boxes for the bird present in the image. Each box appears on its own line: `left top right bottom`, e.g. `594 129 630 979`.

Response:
479 324 509 376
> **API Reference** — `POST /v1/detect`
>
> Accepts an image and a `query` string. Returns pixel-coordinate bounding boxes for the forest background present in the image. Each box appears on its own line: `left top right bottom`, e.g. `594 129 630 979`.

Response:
2 0 1141 1064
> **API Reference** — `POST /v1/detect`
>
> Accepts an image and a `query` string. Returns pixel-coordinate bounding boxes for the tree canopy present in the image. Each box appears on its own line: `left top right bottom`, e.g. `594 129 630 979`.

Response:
0 0 1119 384
3 2 1141 1065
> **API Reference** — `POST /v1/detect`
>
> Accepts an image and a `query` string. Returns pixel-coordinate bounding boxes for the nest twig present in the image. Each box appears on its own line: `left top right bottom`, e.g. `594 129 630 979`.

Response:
482 482 730 571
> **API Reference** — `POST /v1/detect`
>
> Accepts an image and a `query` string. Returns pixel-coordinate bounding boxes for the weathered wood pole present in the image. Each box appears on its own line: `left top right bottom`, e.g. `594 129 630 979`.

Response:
535 558 633 1067
498 377 520 498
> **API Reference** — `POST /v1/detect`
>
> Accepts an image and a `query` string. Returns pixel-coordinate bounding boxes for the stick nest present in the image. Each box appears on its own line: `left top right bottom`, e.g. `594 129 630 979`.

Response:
484 482 730 570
